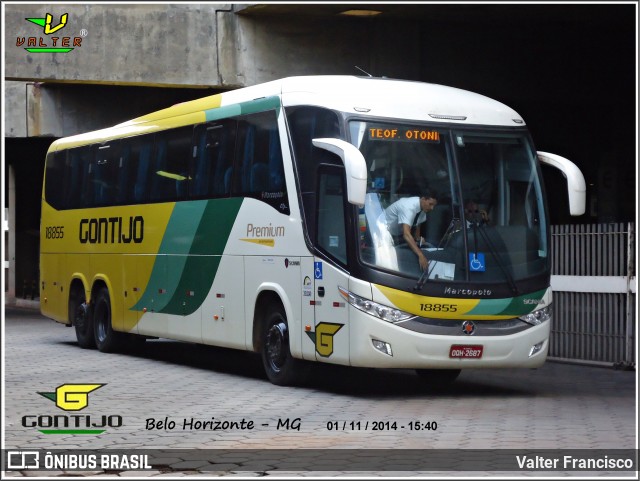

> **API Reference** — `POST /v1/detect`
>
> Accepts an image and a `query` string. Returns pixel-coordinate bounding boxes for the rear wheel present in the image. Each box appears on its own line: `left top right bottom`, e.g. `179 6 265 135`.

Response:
415 369 461 385
93 287 125 353
261 303 306 386
70 286 94 349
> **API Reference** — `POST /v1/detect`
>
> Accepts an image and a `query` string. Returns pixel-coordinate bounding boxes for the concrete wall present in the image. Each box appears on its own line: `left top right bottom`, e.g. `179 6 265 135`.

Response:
5 3 229 87
6 4 421 89
218 12 421 86
4 82 28 137
5 81 75 138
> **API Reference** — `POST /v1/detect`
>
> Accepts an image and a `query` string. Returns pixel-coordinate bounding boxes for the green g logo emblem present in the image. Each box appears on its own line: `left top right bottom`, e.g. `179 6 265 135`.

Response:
306 322 343 357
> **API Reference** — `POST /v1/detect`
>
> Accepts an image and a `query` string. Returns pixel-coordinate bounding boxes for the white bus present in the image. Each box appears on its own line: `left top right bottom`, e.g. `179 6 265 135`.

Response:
40 76 586 385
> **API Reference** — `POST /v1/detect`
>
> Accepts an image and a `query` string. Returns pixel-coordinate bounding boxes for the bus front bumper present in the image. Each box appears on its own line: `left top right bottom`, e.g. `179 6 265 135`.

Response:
348 309 551 369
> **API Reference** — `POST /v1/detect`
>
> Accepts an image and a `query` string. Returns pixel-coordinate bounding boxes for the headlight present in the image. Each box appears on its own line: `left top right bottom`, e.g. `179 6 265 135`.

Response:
519 305 552 326
338 287 415 323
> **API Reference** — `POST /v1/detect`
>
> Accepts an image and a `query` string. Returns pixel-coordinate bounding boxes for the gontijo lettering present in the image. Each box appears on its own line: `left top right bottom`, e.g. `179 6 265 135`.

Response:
79 216 144 244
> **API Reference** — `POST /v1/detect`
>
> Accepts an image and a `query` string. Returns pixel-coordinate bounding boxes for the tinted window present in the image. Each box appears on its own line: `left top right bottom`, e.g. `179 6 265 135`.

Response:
149 127 193 202
191 120 236 199
68 146 93 208
234 111 288 214
286 106 342 244
317 168 347 264
89 142 121 207
119 134 155 204
44 112 290 210
44 151 66 209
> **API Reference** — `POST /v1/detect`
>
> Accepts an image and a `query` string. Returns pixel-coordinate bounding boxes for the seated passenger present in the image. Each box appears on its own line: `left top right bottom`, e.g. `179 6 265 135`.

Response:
464 200 490 226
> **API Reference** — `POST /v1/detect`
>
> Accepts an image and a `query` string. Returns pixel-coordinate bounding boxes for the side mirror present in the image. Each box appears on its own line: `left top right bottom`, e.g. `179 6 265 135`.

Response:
537 151 586 216
312 138 367 207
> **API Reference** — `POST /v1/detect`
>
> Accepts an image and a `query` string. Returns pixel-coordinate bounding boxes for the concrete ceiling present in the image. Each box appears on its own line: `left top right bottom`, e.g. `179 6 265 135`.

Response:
234 3 628 27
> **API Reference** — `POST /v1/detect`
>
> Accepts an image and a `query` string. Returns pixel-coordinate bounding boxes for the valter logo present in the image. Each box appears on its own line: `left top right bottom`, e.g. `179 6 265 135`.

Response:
22 383 123 435
16 13 85 53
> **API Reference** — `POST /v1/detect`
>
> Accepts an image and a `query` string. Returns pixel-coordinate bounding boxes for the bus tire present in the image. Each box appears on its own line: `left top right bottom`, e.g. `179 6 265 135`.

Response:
70 286 94 349
93 286 124 353
261 303 305 386
415 368 461 385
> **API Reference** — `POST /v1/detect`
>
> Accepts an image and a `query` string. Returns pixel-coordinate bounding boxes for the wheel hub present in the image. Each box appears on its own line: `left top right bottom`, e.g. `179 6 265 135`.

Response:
266 321 287 372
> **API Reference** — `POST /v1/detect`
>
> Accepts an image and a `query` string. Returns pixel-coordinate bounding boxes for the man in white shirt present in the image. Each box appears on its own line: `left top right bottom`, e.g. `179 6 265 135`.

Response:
383 191 438 271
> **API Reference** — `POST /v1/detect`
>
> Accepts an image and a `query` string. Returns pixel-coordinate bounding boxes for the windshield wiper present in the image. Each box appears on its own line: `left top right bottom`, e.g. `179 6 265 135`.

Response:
470 221 520 296
413 218 460 291
413 217 520 296
413 262 435 292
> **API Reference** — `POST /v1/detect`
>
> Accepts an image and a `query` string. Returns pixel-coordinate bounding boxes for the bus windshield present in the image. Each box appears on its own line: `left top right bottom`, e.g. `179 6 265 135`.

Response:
350 120 549 285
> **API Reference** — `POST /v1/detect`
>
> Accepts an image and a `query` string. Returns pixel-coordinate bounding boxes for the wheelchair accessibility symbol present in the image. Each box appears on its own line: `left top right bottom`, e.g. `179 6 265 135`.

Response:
469 253 486 272
314 262 323 280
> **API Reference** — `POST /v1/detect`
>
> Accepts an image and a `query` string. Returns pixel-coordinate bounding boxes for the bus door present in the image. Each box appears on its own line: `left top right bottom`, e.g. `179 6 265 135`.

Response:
312 167 350 365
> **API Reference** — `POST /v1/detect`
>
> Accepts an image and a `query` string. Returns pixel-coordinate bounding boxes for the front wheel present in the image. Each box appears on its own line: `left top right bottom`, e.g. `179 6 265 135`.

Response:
261 304 306 386
415 369 461 385
93 287 125 353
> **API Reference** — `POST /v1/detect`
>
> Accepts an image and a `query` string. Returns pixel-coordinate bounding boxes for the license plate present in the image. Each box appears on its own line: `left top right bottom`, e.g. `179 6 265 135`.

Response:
449 345 483 359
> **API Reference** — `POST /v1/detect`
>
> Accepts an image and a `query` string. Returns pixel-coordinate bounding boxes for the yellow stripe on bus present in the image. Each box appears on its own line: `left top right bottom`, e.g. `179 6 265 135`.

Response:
239 238 275 247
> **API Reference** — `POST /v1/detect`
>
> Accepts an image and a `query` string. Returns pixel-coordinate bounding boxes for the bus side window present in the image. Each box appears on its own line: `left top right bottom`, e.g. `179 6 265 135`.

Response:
92 142 120 207
67 146 92 209
213 122 235 195
238 123 256 192
116 142 131 205
286 106 342 245
235 111 289 214
150 127 192 202
192 127 210 197
191 120 236 199
44 151 67 209
116 135 153 205
150 134 169 201
317 167 348 265
265 129 282 190
133 137 153 203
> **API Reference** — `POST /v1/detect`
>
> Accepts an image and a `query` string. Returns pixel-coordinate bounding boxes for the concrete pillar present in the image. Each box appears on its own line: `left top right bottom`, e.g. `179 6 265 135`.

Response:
7 164 17 300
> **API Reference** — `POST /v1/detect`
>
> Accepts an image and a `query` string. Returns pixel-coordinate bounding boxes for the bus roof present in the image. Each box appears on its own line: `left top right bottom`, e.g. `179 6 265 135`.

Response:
278 76 524 127
49 76 525 151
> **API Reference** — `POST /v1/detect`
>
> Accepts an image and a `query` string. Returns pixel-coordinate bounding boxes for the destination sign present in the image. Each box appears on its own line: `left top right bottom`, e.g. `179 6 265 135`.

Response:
368 127 441 143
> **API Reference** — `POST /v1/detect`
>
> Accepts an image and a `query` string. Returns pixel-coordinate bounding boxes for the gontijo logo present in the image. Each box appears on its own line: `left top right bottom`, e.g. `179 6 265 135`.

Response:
16 13 85 53
38 383 103 411
22 383 123 434
305 322 343 357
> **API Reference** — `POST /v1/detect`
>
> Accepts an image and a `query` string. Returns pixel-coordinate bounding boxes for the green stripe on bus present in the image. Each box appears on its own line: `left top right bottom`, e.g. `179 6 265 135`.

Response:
160 198 243 315
131 201 207 313
205 104 242 122
204 96 280 122
132 198 243 315
466 288 548 317
239 96 281 115
499 288 548 316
